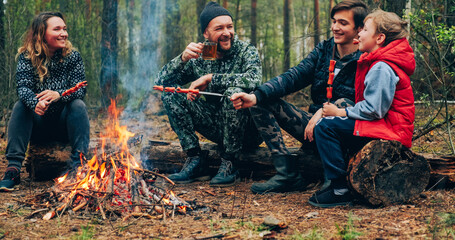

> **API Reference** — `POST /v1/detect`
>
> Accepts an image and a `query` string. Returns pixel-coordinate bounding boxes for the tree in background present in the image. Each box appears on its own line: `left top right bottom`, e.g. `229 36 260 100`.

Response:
283 0 290 71
196 0 207 42
0 0 4 96
100 0 119 109
164 0 182 63
409 2 455 153
126 0 135 73
314 0 320 45
250 0 257 47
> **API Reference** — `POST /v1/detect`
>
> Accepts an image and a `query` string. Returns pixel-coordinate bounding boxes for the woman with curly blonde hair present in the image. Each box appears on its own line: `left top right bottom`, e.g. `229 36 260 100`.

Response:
0 12 90 191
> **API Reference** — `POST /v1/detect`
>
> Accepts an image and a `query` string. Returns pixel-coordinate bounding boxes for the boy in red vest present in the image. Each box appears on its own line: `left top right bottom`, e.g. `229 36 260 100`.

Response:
309 10 415 207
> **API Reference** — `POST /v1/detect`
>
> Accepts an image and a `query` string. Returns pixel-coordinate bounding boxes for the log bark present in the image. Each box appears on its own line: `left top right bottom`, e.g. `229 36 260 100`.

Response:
348 140 430 206
141 140 324 181
25 142 71 181
421 153 455 189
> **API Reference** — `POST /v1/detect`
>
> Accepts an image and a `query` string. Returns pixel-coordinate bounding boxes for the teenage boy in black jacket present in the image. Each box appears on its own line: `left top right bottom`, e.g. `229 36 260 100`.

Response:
231 0 368 194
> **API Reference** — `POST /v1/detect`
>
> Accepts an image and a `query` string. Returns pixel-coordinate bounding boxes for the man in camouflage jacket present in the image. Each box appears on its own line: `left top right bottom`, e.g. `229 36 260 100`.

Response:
155 2 262 187
231 0 368 194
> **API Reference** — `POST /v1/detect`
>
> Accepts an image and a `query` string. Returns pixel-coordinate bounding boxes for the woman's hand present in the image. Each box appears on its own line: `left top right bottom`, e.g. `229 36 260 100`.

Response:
230 93 257 110
34 100 49 116
36 90 60 102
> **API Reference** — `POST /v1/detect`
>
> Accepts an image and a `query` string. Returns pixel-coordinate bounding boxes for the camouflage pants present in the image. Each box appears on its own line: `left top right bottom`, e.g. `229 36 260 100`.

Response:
161 87 261 157
250 98 353 155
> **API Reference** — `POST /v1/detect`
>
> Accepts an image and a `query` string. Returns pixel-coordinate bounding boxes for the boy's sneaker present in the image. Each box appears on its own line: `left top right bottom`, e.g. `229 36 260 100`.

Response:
308 188 353 208
0 167 21 192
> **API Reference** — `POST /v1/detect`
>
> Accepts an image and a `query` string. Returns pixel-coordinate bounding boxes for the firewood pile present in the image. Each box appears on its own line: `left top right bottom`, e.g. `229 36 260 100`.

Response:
18 100 200 221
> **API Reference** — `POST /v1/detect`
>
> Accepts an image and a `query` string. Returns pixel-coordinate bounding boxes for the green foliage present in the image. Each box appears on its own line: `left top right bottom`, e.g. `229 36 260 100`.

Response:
288 226 325 240
0 228 5 239
335 212 363 240
408 5 455 154
427 212 455 239
72 223 95 240
236 219 271 232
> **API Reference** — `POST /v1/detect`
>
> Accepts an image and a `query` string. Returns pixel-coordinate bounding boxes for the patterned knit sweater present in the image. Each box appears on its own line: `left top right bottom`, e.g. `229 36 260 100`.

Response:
16 50 86 116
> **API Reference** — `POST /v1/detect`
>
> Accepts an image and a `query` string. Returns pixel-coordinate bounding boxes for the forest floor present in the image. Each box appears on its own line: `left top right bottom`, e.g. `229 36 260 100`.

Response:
0 96 455 239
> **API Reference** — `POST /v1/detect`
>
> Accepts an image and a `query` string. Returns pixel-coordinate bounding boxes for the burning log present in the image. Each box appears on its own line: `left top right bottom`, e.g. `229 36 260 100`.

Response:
20 100 198 220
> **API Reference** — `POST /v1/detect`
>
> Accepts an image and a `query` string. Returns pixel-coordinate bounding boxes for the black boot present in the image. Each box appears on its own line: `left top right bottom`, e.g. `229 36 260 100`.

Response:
168 151 210 184
210 158 239 187
250 154 307 194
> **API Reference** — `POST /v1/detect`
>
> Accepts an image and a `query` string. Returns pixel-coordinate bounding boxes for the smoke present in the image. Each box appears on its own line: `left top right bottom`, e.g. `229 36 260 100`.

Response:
117 0 163 120
117 0 165 166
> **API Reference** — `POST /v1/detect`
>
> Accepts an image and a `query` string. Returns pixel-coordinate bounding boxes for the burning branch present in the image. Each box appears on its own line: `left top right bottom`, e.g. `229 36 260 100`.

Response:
22 99 194 220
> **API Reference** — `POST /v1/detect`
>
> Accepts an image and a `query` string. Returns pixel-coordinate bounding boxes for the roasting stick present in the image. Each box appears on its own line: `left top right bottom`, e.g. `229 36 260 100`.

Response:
326 45 336 103
49 81 88 103
326 39 359 103
153 85 225 97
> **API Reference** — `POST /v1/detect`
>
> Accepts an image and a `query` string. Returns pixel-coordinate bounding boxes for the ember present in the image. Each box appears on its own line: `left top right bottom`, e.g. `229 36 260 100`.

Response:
27 100 193 220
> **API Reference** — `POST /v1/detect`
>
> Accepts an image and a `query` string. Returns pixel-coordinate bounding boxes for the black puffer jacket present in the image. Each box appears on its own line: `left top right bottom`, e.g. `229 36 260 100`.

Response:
254 38 361 113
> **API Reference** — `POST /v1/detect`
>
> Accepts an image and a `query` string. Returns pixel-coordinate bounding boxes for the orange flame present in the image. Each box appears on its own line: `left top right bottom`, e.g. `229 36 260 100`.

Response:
54 99 189 215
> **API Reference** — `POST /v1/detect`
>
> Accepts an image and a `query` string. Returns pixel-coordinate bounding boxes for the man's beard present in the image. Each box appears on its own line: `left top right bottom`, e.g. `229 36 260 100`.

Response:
217 37 234 54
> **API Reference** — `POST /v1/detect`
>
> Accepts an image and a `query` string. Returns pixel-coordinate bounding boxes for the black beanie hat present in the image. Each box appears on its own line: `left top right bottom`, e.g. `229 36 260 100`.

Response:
200 1 232 34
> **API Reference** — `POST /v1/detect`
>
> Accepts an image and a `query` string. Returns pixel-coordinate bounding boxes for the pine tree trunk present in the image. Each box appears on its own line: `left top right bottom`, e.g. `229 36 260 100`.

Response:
197 0 207 42
0 0 4 90
283 0 291 71
164 0 181 63
126 0 135 71
313 0 320 45
100 0 119 108
384 0 406 17
250 0 257 47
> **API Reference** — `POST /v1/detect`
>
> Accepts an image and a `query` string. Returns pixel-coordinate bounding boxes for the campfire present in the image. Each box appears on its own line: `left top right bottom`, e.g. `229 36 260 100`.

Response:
25 100 193 221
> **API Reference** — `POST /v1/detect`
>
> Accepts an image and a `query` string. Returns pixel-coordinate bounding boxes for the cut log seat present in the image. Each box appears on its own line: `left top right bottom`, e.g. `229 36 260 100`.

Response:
25 142 71 181
348 140 430 206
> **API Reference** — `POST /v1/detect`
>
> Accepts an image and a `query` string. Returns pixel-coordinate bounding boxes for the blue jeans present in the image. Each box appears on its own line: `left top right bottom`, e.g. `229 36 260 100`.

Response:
5 99 90 170
314 117 372 181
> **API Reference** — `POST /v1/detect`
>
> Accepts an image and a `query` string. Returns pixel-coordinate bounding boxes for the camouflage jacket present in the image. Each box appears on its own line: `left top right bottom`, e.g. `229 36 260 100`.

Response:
156 36 262 95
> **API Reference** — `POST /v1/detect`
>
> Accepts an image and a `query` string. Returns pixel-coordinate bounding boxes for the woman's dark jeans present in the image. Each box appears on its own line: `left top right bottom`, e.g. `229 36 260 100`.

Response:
5 99 90 170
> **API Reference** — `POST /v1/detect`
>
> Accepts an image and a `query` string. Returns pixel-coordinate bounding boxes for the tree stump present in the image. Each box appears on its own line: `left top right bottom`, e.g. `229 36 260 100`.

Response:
25 142 71 181
347 140 431 206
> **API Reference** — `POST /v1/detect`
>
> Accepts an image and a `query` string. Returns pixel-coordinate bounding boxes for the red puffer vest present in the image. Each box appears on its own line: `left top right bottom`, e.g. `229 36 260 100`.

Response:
354 38 415 148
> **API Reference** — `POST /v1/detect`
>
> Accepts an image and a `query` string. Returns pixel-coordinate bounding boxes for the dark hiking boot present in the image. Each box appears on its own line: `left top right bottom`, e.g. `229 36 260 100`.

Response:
308 187 353 208
210 159 239 187
0 167 21 192
168 151 210 184
250 154 307 194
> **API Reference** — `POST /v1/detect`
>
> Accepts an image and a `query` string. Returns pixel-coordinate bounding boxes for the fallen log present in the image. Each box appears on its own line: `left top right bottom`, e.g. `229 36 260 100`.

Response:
348 140 430 206
140 140 324 181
